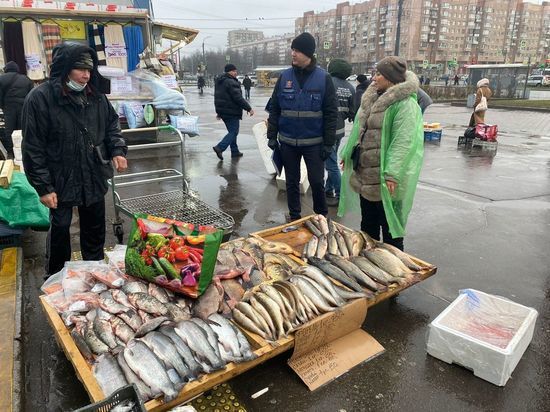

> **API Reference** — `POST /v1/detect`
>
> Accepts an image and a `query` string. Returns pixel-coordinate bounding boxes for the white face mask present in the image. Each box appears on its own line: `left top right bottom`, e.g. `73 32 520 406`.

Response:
66 78 87 92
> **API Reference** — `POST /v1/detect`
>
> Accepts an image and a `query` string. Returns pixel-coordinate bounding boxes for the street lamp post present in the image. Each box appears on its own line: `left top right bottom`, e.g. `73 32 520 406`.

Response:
202 36 211 82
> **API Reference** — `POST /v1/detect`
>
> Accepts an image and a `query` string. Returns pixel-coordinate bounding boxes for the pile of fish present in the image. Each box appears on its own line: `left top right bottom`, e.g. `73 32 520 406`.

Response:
47 275 257 402
232 265 366 342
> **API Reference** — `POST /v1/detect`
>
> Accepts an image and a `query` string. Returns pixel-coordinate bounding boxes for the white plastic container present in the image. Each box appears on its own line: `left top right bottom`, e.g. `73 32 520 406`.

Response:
275 162 310 194
426 289 538 386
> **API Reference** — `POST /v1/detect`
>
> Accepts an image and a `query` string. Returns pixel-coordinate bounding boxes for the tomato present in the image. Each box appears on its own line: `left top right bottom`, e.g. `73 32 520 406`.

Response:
186 235 206 245
174 246 190 261
169 236 185 250
140 249 153 266
157 246 176 263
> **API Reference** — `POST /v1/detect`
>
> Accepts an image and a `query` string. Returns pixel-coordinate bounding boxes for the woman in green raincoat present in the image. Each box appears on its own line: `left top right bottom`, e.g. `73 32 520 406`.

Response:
338 56 424 250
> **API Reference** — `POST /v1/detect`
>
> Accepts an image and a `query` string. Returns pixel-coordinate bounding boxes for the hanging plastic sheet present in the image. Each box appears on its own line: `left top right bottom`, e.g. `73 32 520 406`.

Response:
123 25 144 72
22 20 46 80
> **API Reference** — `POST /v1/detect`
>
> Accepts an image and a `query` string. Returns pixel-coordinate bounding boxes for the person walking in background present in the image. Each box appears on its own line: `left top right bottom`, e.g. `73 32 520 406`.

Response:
325 58 355 207
213 64 254 160
338 56 424 251
22 43 128 277
197 75 205 95
242 74 252 100
353 74 370 113
453 74 459 85
0 61 34 159
419 74 425 85
424 77 431 85
469 78 492 127
266 32 337 222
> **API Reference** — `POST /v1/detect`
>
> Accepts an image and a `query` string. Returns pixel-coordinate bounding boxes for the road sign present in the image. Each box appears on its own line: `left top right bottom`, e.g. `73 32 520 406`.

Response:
323 41 331 50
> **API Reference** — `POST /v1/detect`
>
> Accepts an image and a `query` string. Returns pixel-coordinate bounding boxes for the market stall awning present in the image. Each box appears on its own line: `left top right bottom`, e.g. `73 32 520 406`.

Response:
153 21 199 45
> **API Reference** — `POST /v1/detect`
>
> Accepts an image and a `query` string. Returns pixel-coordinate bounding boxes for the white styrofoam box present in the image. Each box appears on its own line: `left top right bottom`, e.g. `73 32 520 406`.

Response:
11 130 22 148
275 159 309 194
253 121 276 175
13 147 22 161
36 0 58 9
427 289 538 386
0 0 15 8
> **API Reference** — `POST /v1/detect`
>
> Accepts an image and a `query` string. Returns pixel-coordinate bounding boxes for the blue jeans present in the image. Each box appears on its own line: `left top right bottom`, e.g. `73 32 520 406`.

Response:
324 138 342 196
217 117 240 154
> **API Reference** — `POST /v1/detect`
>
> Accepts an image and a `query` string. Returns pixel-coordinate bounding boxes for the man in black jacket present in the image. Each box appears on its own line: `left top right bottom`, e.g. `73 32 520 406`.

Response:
22 43 128 276
267 32 337 221
213 64 254 160
0 61 34 158
353 74 370 112
242 75 252 100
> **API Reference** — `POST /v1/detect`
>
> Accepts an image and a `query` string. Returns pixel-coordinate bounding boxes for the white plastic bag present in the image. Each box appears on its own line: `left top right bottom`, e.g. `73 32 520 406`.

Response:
169 114 200 136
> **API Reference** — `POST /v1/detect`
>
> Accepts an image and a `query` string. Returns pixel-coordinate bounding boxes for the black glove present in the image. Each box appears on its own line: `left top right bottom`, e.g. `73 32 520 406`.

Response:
321 145 334 161
267 139 278 150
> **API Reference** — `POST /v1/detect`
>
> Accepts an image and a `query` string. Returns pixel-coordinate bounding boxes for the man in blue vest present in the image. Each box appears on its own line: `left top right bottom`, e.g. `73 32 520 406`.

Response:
266 32 338 221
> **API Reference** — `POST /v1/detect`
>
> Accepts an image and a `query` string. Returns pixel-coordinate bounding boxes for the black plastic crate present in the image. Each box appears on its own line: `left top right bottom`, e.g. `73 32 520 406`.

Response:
73 384 146 412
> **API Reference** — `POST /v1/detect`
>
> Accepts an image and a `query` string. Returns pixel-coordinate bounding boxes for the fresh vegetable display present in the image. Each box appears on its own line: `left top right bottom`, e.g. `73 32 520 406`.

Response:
125 214 223 298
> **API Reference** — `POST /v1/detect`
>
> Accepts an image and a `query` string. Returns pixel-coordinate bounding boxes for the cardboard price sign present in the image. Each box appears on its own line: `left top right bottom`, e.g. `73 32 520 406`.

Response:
288 298 384 391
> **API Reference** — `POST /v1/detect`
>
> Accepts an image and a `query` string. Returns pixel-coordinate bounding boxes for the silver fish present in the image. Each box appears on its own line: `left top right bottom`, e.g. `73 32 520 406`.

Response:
190 318 223 360
340 229 355 257
232 308 268 340
350 256 394 285
93 353 128 397
304 219 323 237
296 265 346 306
116 351 157 401
325 254 382 292
334 231 350 258
121 281 148 295
317 214 330 235
293 274 343 307
350 232 364 256
206 313 243 362
304 235 318 258
134 316 169 338
376 243 428 271
159 326 202 379
363 249 412 278
210 313 257 362
290 276 336 313
124 340 178 401
148 282 170 303
249 295 277 339
84 323 109 355
111 290 134 309
235 301 272 338
165 302 191 322
128 292 168 316
175 321 225 371
93 310 119 349
255 292 286 339
118 309 142 332
110 316 135 344
327 232 339 255
71 329 94 363
99 291 131 315
307 256 363 293
315 235 328 259
141 331 191 381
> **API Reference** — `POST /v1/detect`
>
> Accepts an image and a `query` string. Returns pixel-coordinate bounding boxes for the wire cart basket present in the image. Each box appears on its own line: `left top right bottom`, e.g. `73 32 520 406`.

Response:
109 125 234 243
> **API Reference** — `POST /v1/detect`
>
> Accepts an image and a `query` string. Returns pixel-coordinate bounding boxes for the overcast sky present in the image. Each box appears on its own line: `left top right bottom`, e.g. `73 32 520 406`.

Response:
152 0 545 54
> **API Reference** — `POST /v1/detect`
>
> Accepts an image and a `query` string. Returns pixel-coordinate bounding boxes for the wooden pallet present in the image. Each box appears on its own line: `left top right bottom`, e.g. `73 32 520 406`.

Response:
0 160 14 189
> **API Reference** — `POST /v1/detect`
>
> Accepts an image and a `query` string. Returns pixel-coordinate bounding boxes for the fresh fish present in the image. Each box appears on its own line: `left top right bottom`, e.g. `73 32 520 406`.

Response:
260 240 296 255
121 281 148 295
232 308 268 340
190 318 223 360
350 256 394 285
216 249 239 267
249 268 268 286
304 235 318 258
221 279 245 308
307 256 363 293
350 232 364 256
264 263 292 281
255 292 286 339
116 351 157 401
127 292 168 316
159 326 202 379
235 301 271 337
62 312 87 327
325 254 382 292
340 229 355 257
263 253 287 266
327 232 339 255
141 331 191 381
111 400 136 412
249 295 277 338
296 265 346 306
316 214 330 235
99 291 131 315
272 282 304 323
175 321 225 371
117 309 143 331
233 248 258 272
138 309 154 324
259 284 290 319
93 353 128 397
209 313 257 362
148 282 170 303
165 302 191 322
277 254 301 270
283 281 316 320
304 219 323 237
91 282 109 294
376 243 428 271
334 231 350 258
363 249 412 278
110 316 135 343
293 274 343 307
309 215 323 232
333 284 369 300
192 283 223 320
93 310 119 349
111 290 134 309
358 231 378 251
124 340 178 401
290 276 336 313
242 240 264 268
84 323 110 355
71 329 94 362
135 316 169 338
315 235 328 259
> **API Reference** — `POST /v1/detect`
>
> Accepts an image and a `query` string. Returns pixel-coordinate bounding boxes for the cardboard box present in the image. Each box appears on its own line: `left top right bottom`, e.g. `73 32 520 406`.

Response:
427 289 538 386
288 298 384 390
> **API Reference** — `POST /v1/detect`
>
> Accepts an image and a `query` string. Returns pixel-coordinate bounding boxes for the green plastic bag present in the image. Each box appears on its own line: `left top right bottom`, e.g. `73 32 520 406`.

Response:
0 171 49 228
125 214 223 298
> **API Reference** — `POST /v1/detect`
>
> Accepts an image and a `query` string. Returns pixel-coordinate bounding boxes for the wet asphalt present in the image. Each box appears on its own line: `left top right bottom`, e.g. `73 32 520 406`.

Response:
19 86 550 411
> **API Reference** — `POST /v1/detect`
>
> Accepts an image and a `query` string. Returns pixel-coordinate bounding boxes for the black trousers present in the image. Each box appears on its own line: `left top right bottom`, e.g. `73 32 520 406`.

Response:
46 200 106 275
280 142 327 220
360 196 404 250
2 104 23 154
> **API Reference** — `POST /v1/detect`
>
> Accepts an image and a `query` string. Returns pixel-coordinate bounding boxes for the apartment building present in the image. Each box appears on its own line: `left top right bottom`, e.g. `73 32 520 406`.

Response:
227 29 264 47
228 33 294 66
295 0 550 72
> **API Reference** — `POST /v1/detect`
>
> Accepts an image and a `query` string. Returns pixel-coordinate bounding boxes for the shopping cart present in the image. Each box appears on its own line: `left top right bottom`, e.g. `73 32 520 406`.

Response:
109 125 235 243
